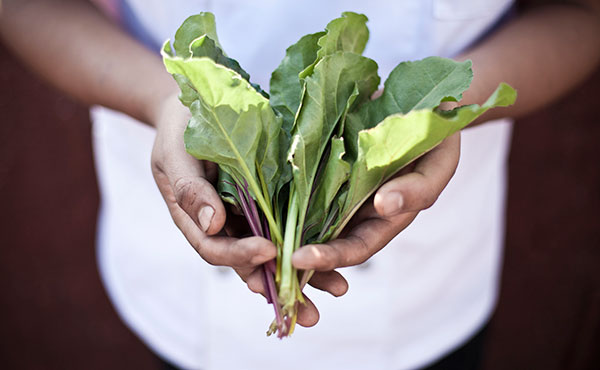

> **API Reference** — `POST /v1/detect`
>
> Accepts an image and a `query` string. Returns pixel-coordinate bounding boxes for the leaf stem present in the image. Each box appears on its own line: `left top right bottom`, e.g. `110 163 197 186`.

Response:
280 189 299 310
235 183 262 237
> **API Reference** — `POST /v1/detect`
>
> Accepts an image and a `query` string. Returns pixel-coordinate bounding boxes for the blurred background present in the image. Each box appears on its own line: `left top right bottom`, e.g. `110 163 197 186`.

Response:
1 4 599 370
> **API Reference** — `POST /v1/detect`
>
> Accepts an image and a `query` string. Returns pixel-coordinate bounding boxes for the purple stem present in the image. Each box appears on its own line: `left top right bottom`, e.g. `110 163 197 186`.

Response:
235 181 285 336
264 265 283 331
244 180 264 236
235 183 262 237
261 265 273 304
262 216 271 240
266 259 277 274
262 218 277 274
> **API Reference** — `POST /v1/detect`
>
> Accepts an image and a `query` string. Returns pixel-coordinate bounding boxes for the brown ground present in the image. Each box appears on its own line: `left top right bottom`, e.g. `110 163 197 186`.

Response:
1 36 599 370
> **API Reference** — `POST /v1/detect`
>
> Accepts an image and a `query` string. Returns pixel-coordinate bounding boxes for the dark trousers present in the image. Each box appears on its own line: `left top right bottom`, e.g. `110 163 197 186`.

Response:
422 324 488 370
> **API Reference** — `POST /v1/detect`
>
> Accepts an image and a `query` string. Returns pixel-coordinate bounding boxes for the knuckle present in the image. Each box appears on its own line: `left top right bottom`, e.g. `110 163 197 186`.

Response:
234 240 257 266
150 147 163 171
192 241 219 266
420 183 440 210
350 236 370 266
150 157 162 174
422 192 439 210
321 247 340 270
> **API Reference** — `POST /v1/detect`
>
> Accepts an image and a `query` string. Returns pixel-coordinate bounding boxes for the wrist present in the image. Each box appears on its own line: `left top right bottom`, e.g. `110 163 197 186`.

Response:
151 90 191 135
141 69 180 127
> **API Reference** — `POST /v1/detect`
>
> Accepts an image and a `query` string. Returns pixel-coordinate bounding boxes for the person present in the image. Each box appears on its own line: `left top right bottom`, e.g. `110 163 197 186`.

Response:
1 0 599 369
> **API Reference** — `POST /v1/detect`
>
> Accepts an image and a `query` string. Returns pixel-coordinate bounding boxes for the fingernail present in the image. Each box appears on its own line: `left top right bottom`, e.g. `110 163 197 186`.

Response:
198 206 214 232
382 192 404 216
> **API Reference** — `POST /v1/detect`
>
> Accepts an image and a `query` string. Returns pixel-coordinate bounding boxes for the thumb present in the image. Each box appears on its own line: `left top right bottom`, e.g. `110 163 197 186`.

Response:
152 143 226 236
151 93 226 236
172 174 226 235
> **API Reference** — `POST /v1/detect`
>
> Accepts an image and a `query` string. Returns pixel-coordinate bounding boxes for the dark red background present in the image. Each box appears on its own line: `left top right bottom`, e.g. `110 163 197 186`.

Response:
1 22 599 370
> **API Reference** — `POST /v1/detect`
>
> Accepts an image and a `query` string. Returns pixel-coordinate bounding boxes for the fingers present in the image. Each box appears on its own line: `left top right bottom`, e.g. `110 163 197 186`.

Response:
293 134 459 272
241 267 320 327
374 132 461 217
293 212 416 271
308 270 349 297
194 235 276 268
297 294 320 327
163 203 276 267
245 268 348 300
243 267 267 296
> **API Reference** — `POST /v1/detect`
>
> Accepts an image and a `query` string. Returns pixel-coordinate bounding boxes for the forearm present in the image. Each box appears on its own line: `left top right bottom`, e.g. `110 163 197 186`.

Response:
457 2 600 123
0 0 176 125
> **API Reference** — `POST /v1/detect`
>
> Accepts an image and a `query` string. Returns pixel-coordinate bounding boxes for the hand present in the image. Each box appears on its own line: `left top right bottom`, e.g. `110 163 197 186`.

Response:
236 262 349 328
292 132 461 272
223 209 349 327
151 92 276 266
150 92 346 327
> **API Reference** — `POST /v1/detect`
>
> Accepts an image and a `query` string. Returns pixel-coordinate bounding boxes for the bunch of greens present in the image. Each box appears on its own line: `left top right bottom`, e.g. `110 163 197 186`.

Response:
162 11 516 338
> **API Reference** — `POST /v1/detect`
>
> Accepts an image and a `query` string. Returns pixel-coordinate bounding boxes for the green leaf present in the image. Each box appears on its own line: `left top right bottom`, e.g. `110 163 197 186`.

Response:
270 32 325 131
162 52 284 243
173 13 222 58
217 170 242 208
163 55 267 109
345 57 473 159
317 12 369 56
329 83 517 239
185 99 263 184
304 137 351 241
365 83 515 170
188 35 267 97
270 11 370 133
300 12 370 78
337 83 360 137
288 52 380 229
256 109 287 200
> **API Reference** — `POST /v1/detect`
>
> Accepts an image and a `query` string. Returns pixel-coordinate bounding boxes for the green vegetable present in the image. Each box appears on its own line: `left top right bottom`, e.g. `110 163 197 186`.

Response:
162 11 516 338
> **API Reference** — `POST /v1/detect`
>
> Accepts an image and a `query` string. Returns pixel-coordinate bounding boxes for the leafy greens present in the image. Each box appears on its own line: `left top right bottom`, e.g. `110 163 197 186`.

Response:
162 11 517 338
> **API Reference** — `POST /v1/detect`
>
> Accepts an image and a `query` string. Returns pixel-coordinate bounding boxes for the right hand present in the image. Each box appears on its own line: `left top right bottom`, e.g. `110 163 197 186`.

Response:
150 92 348 327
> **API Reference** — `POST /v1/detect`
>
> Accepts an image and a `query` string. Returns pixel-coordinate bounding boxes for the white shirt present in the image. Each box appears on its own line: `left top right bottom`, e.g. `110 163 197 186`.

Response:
92 1 515 369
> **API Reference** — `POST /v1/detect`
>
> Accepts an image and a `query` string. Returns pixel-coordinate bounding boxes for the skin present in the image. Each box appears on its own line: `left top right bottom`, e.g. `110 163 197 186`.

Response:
1 0 599 327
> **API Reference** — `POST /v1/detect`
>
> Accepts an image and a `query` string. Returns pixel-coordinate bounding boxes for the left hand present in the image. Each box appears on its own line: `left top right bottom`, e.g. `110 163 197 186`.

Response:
292 132 461 272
